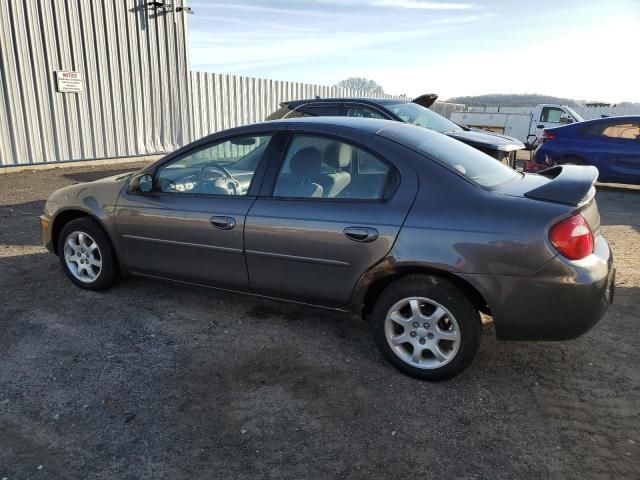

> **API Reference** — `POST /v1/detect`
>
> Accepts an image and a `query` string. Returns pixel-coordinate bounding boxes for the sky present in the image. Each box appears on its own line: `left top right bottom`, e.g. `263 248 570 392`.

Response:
187 0 640 103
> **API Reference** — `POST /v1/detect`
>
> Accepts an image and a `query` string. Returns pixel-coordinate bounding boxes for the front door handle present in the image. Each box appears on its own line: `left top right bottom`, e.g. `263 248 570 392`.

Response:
343 226 379 243
210 215 236 230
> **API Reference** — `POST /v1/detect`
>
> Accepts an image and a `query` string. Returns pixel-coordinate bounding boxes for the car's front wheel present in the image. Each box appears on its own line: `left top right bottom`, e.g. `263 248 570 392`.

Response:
370 275 480 381
58 217 117 291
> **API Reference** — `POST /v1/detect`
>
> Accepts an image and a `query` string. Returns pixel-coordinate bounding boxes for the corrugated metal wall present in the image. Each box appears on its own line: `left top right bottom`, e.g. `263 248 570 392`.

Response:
0 0 191 167
431 101 465 118
188 71 407 141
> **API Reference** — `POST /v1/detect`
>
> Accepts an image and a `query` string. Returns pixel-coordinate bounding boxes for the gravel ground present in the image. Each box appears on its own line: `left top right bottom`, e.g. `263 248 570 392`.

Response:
0 162 638 480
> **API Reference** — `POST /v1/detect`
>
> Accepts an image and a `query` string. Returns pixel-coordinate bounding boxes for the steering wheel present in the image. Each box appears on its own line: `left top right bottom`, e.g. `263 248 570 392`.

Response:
198 164 237 195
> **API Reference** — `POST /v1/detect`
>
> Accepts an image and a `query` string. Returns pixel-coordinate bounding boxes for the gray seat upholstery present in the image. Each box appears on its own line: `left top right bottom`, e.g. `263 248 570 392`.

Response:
273 147 324 198
316 141 351 198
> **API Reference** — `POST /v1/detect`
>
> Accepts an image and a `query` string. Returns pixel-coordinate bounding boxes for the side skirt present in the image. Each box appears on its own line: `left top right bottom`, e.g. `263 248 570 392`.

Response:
129 271 353 314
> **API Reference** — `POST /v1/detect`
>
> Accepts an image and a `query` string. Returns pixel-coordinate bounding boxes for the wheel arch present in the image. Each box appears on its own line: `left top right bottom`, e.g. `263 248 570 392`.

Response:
51 209 112 256
356 262 491 320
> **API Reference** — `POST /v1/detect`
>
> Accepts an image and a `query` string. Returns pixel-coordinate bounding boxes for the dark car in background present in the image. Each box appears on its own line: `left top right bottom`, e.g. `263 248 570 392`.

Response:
266 95 525 166
41 118 613 380
528 115 640 184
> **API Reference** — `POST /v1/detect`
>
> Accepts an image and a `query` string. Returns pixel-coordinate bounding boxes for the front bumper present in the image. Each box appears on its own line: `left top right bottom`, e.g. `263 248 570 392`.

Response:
40 215 55 253
461 235 614 341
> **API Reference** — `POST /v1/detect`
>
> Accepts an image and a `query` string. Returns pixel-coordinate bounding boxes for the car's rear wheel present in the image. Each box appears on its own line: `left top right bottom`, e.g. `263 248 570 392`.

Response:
370 275 480 380
58 218 117 291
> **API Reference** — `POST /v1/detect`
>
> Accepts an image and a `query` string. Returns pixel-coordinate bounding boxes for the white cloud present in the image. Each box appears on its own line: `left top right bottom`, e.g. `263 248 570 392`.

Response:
313 0 475 9
197 2 355 18
369 0 475 9
191 28 438 72
353 20 640 102
199 0 475 16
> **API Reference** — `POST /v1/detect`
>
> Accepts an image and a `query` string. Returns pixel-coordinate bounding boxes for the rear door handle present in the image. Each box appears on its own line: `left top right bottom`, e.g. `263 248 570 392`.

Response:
210 215 236 230
343 226 379 243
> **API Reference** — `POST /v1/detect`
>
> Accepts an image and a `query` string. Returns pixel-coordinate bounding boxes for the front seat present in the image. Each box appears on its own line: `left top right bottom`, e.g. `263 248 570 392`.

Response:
273 147 324 198
316 142 352 198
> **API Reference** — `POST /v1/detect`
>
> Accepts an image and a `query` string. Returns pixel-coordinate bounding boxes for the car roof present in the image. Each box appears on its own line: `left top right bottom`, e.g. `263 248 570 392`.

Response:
283 98 407 108
581 115 640 124
264 116 400 133
545 114 640 132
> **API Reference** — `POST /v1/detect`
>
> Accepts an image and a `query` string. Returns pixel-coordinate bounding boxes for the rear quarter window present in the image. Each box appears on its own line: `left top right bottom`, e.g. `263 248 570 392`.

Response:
582 121 640 140
265 105 292 120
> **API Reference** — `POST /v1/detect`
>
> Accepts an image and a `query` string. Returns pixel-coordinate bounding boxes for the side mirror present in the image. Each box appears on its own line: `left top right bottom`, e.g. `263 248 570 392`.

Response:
129 173 154 194
560 114 573 124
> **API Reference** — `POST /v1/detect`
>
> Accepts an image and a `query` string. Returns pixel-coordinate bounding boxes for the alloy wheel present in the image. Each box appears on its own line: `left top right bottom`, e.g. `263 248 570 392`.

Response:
384 296 461 369
63 231 103 283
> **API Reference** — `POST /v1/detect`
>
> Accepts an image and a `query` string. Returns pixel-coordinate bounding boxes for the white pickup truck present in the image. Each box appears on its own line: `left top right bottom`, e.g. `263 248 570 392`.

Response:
449 104 584 149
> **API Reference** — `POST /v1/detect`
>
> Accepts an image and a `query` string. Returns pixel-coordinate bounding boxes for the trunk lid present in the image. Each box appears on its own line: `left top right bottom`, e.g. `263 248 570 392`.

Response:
497 165 598 206
446 129 525 151
411 93 438 108
496 165 601 233
524 165 598 206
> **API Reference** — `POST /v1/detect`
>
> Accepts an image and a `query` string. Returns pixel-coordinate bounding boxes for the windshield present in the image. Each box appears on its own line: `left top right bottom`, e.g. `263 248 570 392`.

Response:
378 124 521 189
385 102 462 133
565 106 584 122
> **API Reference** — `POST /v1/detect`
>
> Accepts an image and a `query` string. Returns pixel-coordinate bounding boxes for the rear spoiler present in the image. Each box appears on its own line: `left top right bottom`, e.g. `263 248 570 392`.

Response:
412 94 438 108
525 165 598 206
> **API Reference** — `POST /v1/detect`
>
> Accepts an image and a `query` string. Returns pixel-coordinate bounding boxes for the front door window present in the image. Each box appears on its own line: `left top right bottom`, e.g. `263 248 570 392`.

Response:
156 135 272 195
540 107 565 123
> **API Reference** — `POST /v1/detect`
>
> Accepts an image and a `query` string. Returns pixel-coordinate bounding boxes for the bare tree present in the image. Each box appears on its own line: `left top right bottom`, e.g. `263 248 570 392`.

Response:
335 77 385 94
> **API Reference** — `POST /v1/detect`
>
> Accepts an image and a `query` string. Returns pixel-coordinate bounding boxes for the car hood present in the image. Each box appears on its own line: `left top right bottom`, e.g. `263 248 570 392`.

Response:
45 172 132 217
446 129 525 151
92 171 134 183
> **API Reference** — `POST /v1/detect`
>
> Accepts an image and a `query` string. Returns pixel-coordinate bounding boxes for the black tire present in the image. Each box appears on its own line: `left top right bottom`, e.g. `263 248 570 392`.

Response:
370 275 480 381
58 217 118 291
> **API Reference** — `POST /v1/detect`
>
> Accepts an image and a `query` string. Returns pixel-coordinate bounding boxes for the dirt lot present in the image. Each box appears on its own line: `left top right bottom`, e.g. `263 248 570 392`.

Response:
1 162 638 480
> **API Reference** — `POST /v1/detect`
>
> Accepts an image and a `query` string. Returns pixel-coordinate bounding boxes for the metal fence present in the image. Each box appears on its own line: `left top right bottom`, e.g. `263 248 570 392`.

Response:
187 71 406 142
572 106 640 120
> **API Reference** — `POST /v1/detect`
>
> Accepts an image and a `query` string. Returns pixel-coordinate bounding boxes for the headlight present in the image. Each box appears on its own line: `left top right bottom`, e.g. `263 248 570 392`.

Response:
44 199 58 216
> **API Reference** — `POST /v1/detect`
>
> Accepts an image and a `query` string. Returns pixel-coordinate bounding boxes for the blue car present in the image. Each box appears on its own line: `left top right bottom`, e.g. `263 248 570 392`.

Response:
529 115 640 184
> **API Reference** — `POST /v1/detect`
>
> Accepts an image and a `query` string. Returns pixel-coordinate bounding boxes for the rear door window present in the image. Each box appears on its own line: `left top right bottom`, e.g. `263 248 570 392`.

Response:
585 121 640 140
272 134 399 200
604 123 640 140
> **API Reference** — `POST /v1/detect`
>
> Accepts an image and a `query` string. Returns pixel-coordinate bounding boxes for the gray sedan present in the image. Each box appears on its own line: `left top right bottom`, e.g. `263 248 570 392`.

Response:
41 117 615 380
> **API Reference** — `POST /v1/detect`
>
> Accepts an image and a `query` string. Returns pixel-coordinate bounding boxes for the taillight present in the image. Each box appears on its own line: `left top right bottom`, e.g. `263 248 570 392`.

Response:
549 213 594 260
541 130 556 142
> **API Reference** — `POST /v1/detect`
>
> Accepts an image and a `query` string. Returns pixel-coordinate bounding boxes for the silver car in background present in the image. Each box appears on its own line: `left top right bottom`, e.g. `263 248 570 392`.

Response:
41 118 614 380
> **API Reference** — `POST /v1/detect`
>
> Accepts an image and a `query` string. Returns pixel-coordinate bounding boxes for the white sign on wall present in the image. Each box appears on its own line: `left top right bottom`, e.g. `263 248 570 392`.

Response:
56 71 84 93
